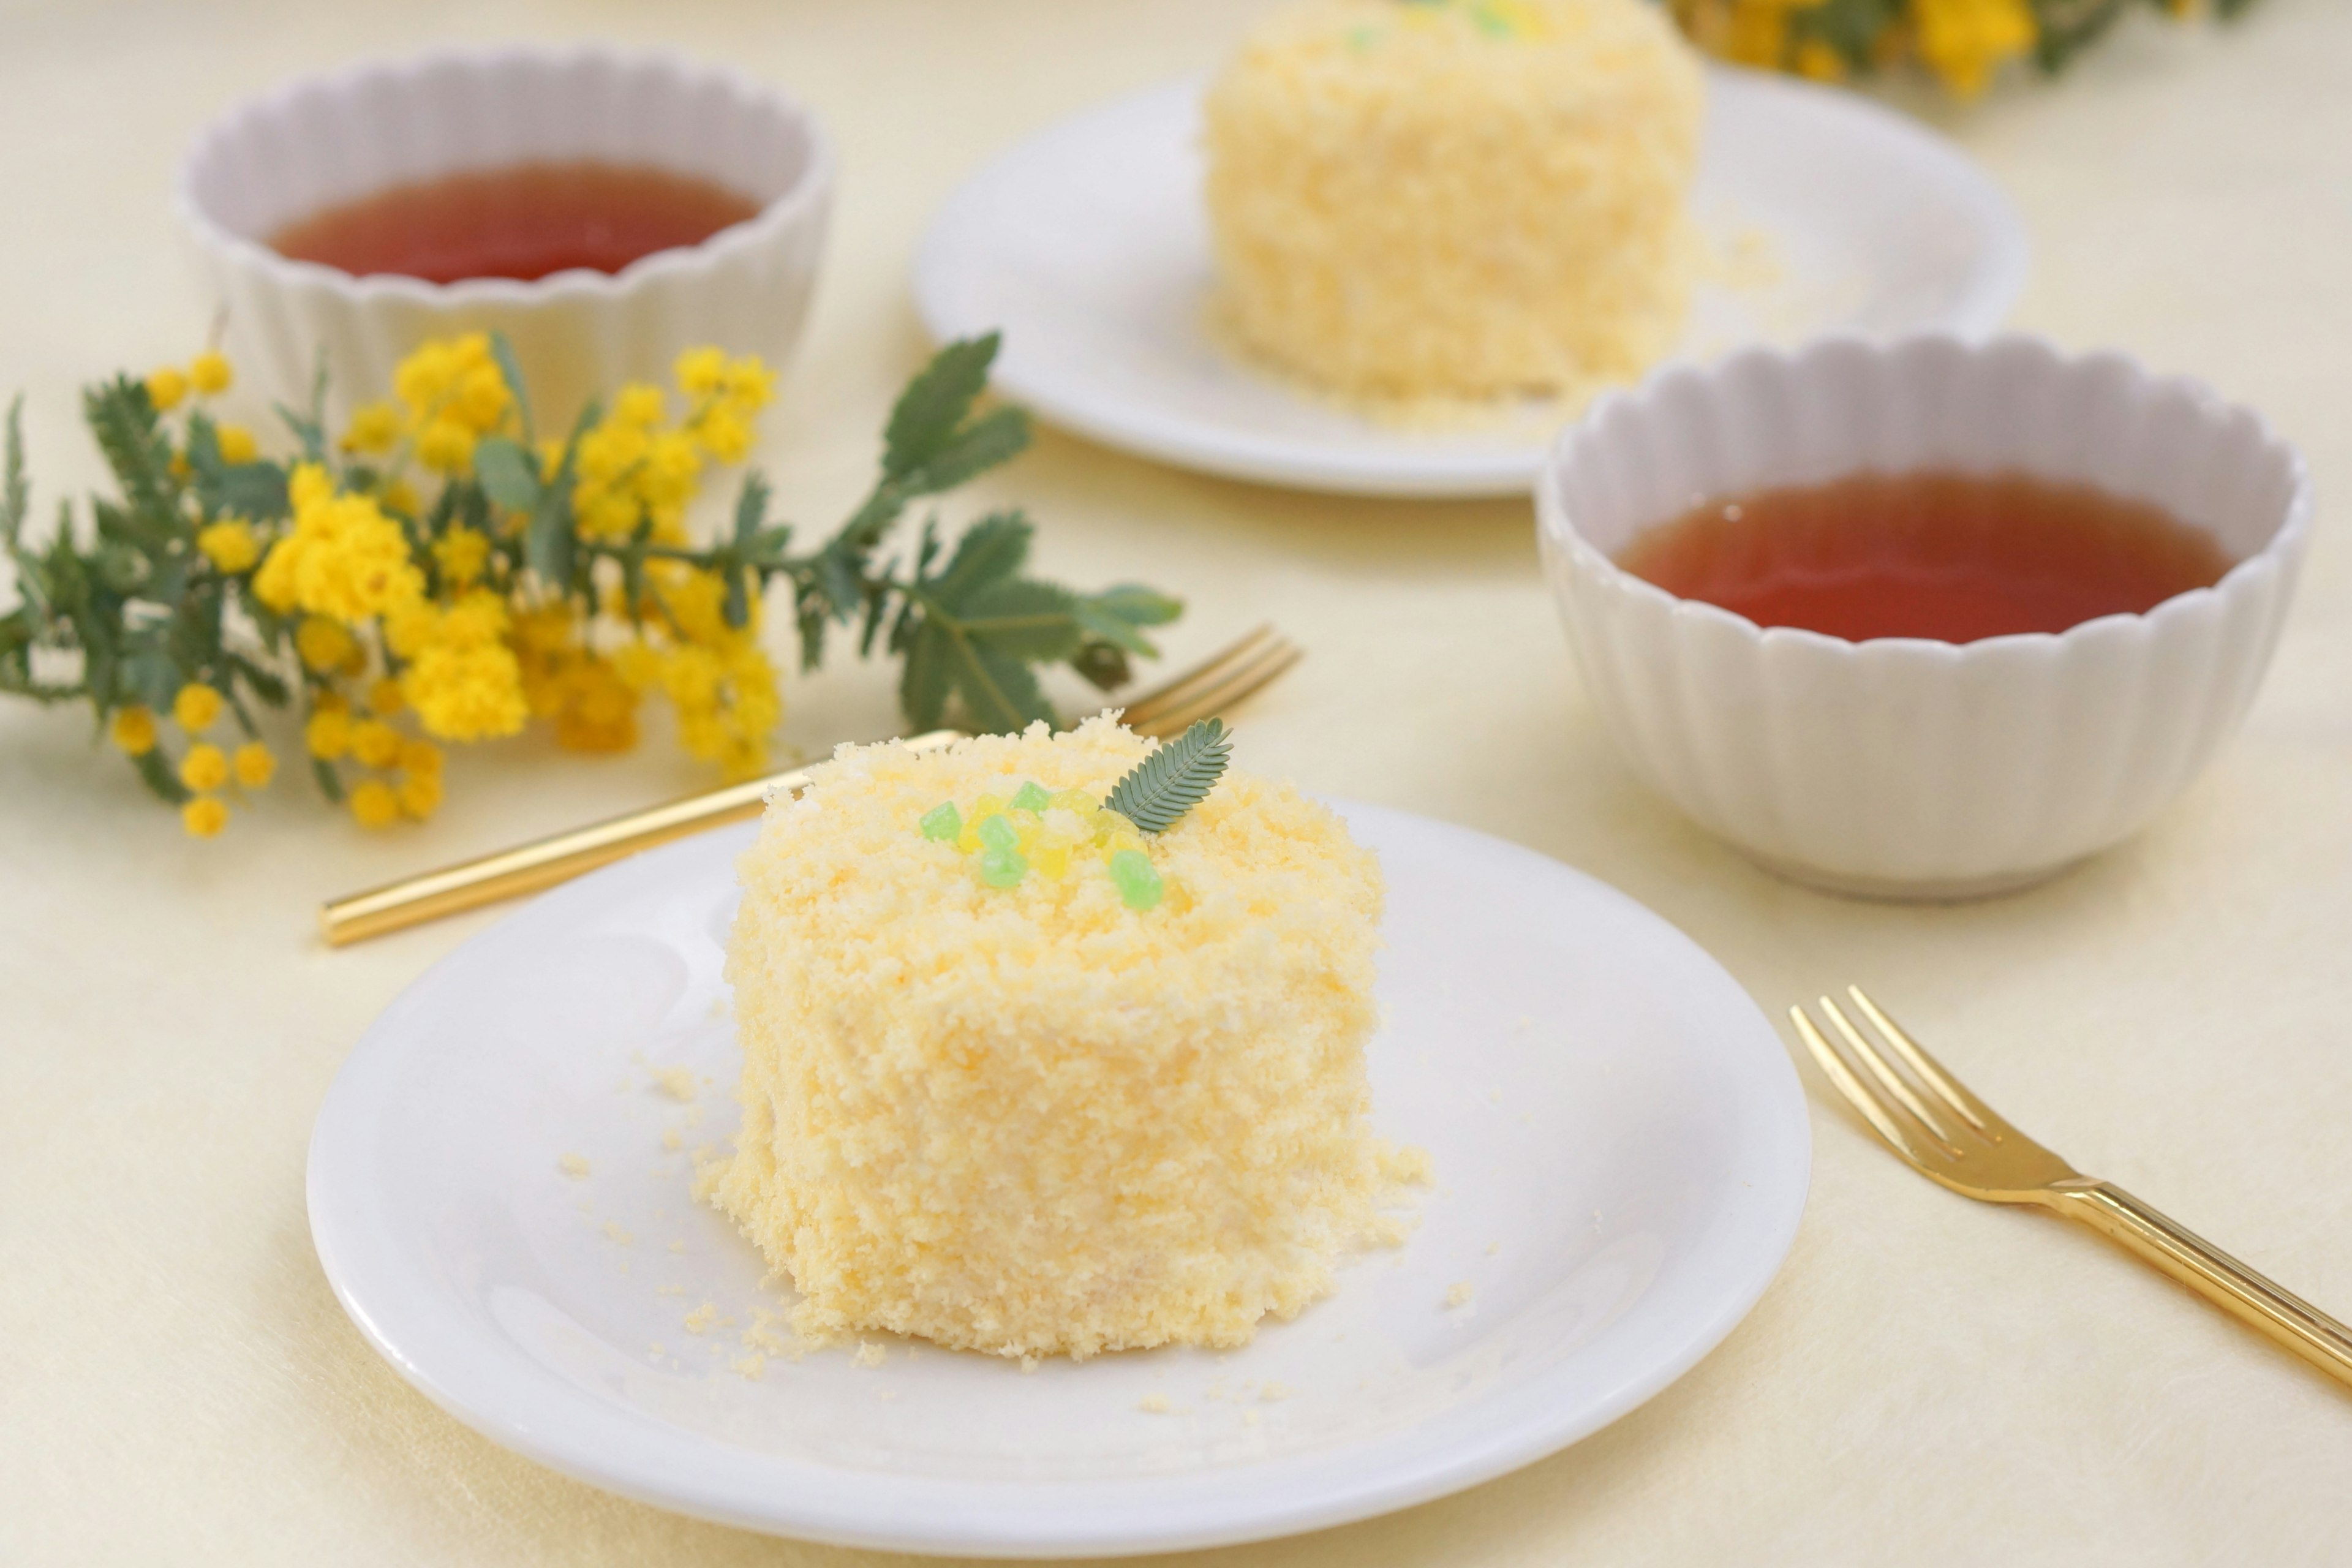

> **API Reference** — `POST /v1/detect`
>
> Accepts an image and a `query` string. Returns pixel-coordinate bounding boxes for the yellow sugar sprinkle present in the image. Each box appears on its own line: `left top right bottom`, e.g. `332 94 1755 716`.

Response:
557 1153 592 1179
652 1066 698 1102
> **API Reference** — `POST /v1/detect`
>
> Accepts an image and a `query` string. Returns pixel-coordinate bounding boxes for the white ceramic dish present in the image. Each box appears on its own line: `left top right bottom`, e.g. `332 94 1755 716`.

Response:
913 68 2025 499
1537 334 2312 899
308 802 1809 1557
178 45 833 427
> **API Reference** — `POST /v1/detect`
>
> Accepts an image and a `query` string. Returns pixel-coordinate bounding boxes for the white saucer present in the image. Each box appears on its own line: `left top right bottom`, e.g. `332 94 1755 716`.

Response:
914 69 2028 498
307 802 1810 1556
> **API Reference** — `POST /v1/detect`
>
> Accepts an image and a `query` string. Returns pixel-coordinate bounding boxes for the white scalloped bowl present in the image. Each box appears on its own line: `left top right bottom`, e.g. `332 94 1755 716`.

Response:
1536 336 2312 899
176 45 833 427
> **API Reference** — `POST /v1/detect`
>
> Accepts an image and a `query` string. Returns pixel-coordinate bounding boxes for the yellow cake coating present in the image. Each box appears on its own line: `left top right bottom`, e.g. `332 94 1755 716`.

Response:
1202 0 1705 402
708 715 1419 1360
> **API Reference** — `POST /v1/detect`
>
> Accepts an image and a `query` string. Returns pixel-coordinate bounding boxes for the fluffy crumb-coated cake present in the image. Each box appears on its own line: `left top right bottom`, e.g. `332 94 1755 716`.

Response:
706 716 1424 1360
1202 0 1705 402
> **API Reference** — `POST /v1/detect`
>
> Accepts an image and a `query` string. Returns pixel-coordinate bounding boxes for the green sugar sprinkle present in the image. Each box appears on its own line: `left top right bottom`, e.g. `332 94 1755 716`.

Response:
919 802 962 842
978 845 1028 888
1108 848 1164 911
1010 780 1052 813
976 813 1020 853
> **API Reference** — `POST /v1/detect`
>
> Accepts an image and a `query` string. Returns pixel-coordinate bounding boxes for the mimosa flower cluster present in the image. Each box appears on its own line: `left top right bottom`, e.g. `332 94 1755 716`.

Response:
1666 0 2252 97
0 332 1180 837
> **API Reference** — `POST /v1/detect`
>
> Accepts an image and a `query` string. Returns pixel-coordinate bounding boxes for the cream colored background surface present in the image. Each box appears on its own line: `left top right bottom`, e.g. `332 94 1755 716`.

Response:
4 2 2349 1563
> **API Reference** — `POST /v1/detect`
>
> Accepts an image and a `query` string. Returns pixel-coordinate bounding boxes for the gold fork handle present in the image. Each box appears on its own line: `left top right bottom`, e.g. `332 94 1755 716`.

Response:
2050 1179 2352 1387
319 729 964 947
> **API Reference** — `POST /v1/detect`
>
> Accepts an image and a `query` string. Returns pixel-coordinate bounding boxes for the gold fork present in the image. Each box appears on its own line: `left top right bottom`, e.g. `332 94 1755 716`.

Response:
320 625 1303 947
1792 986 2352 1388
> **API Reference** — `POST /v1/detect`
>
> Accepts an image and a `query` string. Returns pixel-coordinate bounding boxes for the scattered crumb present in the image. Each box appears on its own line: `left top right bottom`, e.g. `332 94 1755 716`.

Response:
661 1126 684 1152
877 1389 898 1402
1205 1381 1227 1402
574 1197 592 1213
1592 1209 1603 1231
742 1310 790 1354
1446 1281 1476 1308
616 1261 631 1275
668 1239 687 1254
1243 1410 1261 1427
649 1341 666 1359
558 1153 592 1180
656 1284 685 1297
690 1142 716 1165
1139 1393 1172 1414
1513 1014 1533 1031
1259 1382 1291 1403
683 1302 720 1335
1383 1145 1436 1185
1485 1241 1501 1256
1488 1088 1502 1106
653 1066 698 1102
601 1221 633 1246
733 1353 767 1381
1020 1355 1041 1374
853 1341 888 1368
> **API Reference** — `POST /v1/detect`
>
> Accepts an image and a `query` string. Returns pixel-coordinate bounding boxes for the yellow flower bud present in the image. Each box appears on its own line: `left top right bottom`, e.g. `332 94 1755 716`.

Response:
146 366 189 412
294 616 357 674
304 708 353 761
109 706 159 756
341 399 402 454
455 363 509 431
416 419 477 474
366 677 405 716
396 769 445 820
432 527 492 587
382 478 421 518
673 347 728 396
195 519 259 574
189 351 233 395
215 423 258 464
349 778 401 829
232 742 276 790
351 718 404 769
181 796 230 838
178 742 230 793
398 738 445 776
172 683 224 732
697 406 752 464
723 355 776 410
612 383 666 427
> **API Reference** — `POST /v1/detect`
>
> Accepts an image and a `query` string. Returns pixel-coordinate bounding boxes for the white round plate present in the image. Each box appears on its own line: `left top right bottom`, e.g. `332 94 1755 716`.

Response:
309 802 1810 1557
914 69 2028 498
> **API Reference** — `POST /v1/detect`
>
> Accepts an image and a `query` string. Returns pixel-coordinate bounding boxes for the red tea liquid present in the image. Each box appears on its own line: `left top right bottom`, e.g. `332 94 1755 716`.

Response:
268 160 761 284
1614 470 2234 643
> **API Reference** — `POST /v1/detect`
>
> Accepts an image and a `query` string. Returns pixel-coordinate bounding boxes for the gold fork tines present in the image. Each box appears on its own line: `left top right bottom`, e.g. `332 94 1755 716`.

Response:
1792 986 2352 1389
320 626 1302 947
1121 624 1300 738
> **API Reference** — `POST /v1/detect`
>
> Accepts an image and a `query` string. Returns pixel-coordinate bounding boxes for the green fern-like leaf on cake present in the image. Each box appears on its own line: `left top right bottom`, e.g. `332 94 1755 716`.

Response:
1104 718 1232 835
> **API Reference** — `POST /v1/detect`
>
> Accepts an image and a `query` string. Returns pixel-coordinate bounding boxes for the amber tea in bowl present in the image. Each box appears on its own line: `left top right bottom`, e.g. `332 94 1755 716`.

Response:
269 160 763 285
1536 335 2311 899
1616 469 2235 644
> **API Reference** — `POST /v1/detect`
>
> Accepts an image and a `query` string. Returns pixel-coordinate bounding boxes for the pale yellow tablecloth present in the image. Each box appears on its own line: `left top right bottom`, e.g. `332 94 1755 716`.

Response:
5 1 2350 1562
